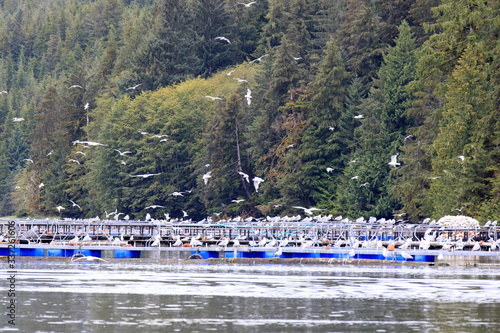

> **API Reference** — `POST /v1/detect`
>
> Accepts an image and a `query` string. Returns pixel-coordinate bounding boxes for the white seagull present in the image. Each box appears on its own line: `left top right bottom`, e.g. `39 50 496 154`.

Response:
56 205 65 213
12 117 25 122
326 167 334 173
203 171 212 185
238 171 250 183
292 206 322 215
252 176 264 192
114 149 132 156
145 205 165 209
68 200 82 210
388 154 400 167
0 90 8 94
235 78 247 83
238 1 257 7
204 95 223 100
129 173 161 178
354 114 364 119
84 103 89 110
245 88 252 106
23 158 34 163
458 155 465 161
215 36 231 44
250 54 268 63
68 159 80 165
72 140 107 146
69 85 82 89
232 199 245 203
126 83 142 91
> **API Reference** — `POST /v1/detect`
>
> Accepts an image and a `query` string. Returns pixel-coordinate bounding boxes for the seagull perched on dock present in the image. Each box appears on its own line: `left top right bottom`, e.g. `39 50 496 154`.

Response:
401 251 413 262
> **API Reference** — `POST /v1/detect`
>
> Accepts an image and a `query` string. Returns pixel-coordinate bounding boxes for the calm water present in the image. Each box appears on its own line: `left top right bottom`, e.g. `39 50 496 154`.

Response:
2 258 500 332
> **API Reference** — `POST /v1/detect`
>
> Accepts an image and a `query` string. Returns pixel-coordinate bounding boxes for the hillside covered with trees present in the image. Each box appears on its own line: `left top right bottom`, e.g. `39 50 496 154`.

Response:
0 0 498 223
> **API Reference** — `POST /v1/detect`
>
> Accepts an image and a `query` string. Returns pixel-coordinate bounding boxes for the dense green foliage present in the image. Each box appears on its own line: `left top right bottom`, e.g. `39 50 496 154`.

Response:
0 0 498 223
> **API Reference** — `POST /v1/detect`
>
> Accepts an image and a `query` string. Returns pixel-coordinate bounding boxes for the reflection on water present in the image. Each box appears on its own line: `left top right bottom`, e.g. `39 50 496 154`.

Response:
2 259 500 332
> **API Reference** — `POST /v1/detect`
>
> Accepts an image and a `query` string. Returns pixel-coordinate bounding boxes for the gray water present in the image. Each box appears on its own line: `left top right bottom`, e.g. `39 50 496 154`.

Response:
2 258 500 333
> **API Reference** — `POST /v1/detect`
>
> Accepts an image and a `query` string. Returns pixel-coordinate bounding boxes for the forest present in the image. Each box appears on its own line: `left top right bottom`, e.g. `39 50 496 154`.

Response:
0 0 498 223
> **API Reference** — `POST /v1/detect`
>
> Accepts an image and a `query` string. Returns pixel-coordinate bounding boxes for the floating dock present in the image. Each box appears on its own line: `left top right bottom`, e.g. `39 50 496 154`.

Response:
1 218 499 263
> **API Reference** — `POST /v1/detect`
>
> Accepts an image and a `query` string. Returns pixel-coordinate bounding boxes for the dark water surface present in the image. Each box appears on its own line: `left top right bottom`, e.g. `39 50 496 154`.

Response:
2 258 500 332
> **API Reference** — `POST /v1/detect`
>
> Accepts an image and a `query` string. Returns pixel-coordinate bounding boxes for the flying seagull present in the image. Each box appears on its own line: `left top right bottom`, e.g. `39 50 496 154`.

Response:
114 149 132 156
56 205 65 213
126 83 142 91
250 54 268 63
245 88 252 106
232 199 245 203
145 205 165 209
84 103 89 110
326 167 334 173
129 173 161 178
238 171 250 183
238 1 257 7
253 176 264 192
73 140 107 146
215 36 231 44
23 158 34 163
205 95 223 100
354 114 364 119
388 154 400 167
12 117 25 122
235 78 247 83
170 191 184 197
292 206 322 216
68 199 82 210
69 85 82 89
68 159 80 165
0 91 8 94
203 171 212 185
76 151 86 157
458 155 465 161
